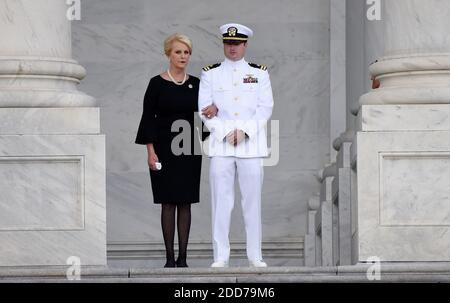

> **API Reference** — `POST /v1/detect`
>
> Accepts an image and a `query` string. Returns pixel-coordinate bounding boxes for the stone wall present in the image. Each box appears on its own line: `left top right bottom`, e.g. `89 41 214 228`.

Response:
72 0 331 259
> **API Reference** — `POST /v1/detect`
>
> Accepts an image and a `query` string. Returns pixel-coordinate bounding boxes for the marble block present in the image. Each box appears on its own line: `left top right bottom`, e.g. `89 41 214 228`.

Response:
337 142 352 168
0 108 100 135
336 167 352 265
350 160 359 265
358 104 450 132
304 233 316 267
307 195 319 231
316 175 334 266
304 197 319 267
320 175 334 202
0 134 106 266
332 196 339 266
315 200 333 266
335 142 353 259
356 131 450 262
307 210 317 234
315 233 322 266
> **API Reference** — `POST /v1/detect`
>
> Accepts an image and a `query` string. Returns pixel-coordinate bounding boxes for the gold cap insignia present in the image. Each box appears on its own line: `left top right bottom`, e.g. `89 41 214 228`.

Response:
227 27 237 37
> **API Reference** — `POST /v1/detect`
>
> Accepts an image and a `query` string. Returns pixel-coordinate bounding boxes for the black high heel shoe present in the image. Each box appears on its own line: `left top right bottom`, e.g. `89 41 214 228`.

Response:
176 258 188 268
164 260 176 268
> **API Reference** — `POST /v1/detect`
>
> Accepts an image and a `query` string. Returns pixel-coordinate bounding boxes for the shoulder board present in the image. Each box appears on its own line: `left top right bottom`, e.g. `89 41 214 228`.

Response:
248 63 267 71
202 63 221 72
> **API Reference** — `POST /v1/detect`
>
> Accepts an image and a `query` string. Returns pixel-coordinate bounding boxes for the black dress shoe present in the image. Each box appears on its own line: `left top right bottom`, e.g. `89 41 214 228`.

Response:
176 259 188 268
164 260 176 268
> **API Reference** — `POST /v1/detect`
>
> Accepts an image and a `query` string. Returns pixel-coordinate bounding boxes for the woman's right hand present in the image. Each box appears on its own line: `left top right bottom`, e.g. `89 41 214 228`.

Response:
147 144 159 171
148 151 159 171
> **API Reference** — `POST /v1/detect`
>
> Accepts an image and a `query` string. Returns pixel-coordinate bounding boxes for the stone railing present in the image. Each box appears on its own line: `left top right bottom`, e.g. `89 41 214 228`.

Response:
304 163 335 266
304 131 355 266
332 131 354 265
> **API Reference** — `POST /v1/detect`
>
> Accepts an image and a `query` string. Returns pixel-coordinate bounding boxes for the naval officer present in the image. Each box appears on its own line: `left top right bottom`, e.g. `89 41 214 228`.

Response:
198 23 274 267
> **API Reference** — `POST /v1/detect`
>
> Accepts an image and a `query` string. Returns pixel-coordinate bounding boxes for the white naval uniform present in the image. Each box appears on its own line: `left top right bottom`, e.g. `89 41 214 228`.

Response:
198 57 274 262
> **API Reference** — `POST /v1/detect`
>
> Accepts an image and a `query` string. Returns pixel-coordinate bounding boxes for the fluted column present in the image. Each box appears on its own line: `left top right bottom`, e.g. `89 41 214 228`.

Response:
0 0 94 107
355 0 450 262
0 0 105 267
360 0 450 107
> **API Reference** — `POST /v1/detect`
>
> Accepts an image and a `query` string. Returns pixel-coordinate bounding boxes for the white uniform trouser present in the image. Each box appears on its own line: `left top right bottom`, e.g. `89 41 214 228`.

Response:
210 156 264 262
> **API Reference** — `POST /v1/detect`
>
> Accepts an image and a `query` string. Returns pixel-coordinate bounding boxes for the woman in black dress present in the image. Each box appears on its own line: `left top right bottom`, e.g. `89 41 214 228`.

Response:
135 34 217 268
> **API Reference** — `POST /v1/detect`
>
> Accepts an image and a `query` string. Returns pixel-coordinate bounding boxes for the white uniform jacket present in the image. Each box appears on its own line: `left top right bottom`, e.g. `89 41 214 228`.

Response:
198 58 274 158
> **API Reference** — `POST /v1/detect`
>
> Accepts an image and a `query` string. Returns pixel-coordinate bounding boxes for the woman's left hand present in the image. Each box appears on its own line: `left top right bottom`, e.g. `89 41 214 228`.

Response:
202 104 218 119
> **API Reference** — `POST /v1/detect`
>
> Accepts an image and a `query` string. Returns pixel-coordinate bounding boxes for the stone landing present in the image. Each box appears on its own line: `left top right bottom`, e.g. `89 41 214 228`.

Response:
2 264 450 283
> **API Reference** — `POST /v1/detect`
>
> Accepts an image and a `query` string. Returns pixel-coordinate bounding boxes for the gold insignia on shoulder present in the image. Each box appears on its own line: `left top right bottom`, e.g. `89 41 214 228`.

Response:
202 63 221 72
248 62 268 71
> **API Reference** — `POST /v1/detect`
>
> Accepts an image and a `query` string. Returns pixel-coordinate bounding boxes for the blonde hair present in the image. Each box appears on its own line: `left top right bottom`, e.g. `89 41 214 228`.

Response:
164 33 193 56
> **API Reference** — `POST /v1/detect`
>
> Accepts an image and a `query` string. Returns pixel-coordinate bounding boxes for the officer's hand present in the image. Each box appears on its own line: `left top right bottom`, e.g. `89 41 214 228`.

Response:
202 104 218 119
226 130 246 146
226 131 236 145
235 129 246 145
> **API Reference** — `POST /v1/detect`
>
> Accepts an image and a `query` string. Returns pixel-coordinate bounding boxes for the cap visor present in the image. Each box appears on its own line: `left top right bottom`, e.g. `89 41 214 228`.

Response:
223 40 246 45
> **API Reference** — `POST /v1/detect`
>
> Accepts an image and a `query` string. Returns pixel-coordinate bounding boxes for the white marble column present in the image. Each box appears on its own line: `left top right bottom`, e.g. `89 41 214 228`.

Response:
355 0 450 262
0 0 106 266
360 0 450 107
0 0 94 108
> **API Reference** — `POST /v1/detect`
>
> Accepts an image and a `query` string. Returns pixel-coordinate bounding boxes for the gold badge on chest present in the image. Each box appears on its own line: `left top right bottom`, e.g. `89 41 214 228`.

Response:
243 74 258 84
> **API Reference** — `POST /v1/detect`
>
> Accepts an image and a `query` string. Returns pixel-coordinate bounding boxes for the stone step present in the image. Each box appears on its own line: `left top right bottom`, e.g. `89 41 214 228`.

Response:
107 257 304 269
2 264 450 282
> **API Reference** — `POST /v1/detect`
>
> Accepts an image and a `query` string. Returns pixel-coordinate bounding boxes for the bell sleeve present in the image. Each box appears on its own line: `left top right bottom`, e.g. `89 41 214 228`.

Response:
135 77 159 145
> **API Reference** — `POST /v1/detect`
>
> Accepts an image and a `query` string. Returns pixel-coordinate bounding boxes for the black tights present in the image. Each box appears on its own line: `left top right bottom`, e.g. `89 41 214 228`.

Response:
161 203 191 267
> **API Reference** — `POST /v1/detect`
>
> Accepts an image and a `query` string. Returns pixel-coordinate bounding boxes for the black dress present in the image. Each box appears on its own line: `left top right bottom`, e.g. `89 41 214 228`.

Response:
135 75 207 204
